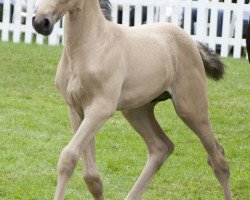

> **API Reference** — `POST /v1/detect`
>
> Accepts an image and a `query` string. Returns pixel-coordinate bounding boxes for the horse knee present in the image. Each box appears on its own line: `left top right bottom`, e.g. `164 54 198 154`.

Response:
215 158 230 176
57 147 79 176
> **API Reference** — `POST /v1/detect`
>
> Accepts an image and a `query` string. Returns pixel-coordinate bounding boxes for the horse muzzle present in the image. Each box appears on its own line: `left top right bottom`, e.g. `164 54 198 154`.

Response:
32 15 54 36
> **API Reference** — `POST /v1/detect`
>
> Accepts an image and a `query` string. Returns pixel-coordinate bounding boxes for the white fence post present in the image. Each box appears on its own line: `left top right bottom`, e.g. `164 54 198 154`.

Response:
122 3 130 27
147 5 154 24
25 0 34 44
196 0 208 43
111 3 118 23
159 6 167 23
208 0 219 51
134 4 142 26
233 0 244 59
221 0 231 57
48 22 60 45
2 0 11 42
171 0 180 25
183 0 192 35
13 0 22 43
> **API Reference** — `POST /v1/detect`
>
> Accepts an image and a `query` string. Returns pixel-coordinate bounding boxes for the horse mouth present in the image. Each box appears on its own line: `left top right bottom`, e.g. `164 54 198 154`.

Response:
32 16 54 36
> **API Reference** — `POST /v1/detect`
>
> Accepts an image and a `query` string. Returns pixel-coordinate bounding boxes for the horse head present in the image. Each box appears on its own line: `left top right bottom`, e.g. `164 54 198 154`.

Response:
33 0 112 36
32 0 83 36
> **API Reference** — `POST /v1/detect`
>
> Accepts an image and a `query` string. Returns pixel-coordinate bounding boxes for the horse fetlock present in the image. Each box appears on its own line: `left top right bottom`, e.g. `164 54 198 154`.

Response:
214 162 230 177
84 172 104 199
210 155 230 180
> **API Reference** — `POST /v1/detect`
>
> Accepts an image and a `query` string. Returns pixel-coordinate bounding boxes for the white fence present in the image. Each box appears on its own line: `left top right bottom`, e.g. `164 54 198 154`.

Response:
0 0 249 58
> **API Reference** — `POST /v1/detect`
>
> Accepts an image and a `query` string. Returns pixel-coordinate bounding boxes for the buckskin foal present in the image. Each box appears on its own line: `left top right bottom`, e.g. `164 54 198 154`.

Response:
33 0 233 199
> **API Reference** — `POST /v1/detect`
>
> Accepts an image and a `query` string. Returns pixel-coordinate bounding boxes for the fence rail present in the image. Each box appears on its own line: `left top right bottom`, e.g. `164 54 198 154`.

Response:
0 0 249 59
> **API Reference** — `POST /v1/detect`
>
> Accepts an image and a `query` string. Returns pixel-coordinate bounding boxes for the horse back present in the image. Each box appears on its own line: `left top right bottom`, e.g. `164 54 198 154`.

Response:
112 22 204 110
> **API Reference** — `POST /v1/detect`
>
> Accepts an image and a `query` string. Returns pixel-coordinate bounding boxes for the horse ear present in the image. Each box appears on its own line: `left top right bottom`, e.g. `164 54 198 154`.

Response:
246 18 250 63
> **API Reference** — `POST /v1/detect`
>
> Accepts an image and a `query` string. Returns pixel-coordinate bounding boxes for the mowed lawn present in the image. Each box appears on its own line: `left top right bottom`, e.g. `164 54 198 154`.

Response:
0 42 249 200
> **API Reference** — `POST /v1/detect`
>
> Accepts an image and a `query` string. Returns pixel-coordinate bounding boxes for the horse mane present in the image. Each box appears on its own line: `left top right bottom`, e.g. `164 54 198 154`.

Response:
99 0 112 21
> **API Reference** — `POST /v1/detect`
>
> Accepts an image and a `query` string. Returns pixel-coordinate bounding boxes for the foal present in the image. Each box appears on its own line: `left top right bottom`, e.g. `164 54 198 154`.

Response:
33 0 233 199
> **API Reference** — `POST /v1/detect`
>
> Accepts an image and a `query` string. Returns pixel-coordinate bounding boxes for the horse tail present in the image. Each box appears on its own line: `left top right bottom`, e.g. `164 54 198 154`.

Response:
197 42 225 81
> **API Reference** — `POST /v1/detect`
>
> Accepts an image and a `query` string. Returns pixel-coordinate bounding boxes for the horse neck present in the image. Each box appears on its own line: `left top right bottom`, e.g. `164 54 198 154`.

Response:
64 0 106 47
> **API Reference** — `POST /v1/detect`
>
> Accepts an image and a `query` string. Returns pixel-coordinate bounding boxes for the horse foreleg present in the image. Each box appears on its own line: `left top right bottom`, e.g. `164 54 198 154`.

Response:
82 139 104 200
122 103 174 200
54 104 114 200
68 108 104 200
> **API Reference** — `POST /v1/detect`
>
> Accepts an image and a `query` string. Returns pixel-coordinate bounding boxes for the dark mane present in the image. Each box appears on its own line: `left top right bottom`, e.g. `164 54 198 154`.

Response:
99 0 112 21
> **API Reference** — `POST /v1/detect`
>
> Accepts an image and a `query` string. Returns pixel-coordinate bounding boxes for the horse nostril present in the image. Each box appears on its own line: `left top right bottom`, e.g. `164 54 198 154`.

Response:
43 18 50 29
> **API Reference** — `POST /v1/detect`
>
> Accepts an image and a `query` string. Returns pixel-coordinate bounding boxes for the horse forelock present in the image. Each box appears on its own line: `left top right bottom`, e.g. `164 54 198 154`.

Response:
99 0 112 21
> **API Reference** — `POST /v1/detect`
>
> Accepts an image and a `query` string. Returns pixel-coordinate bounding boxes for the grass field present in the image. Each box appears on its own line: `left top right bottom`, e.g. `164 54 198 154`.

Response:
0 42 249 200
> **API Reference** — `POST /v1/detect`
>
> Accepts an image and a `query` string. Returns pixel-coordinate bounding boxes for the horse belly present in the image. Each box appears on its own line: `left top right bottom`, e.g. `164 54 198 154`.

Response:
117 41 175 110
117 66 173 110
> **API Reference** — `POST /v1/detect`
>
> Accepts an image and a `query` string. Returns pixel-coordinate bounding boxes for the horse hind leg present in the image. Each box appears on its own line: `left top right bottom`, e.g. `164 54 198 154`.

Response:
171 74 232 200
122 103 174 200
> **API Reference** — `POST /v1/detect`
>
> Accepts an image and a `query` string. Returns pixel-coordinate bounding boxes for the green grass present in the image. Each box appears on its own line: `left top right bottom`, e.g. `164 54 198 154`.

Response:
0 42 249 200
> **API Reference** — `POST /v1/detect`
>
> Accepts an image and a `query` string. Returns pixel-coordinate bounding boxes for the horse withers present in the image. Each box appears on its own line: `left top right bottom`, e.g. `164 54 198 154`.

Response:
33 0 233 199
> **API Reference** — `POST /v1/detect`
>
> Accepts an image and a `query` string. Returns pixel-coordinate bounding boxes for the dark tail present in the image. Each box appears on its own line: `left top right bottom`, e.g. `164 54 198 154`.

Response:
197 42 225 81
